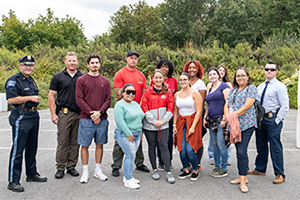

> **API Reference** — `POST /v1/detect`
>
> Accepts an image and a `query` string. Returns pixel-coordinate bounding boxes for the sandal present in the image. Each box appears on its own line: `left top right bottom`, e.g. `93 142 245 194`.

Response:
230 178 249 184
240 185 248 193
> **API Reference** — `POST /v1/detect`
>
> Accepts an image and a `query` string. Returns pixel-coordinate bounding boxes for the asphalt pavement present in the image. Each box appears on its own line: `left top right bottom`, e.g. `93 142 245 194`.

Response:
0 109 299 200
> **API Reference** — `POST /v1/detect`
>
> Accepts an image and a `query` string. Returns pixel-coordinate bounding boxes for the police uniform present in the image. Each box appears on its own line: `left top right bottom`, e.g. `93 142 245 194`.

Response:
6 56 46 192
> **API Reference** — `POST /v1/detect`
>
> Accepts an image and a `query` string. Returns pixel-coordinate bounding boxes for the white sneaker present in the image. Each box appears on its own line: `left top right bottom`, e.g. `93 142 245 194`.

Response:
94 169 108 181
124 178 140 189
123 176 140 184
80 172 89 183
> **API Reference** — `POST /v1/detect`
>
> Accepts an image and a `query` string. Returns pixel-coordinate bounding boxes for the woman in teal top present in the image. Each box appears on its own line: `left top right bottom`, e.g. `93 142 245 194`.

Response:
114 84 145 189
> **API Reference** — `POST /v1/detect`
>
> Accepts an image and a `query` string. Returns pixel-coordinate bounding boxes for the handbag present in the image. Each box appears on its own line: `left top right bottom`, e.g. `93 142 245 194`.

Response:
254 100 265 129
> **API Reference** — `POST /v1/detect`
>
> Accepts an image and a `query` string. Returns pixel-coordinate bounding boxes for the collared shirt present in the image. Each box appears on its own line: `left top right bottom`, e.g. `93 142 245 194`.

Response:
49 68 83 113
257 77 289 124
5 72 39 108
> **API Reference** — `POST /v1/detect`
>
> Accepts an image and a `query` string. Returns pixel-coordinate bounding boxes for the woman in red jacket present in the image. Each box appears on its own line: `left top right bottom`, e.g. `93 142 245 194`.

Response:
141 69 175 184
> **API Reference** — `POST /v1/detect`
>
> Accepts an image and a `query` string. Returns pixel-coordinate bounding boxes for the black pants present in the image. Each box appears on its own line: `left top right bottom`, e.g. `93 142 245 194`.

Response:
8 109 39 183
144 128 171 172
157 118 173 164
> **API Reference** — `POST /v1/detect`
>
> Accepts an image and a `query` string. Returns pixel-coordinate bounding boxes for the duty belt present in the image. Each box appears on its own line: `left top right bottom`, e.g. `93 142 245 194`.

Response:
13 106 37 112
23 107 37 112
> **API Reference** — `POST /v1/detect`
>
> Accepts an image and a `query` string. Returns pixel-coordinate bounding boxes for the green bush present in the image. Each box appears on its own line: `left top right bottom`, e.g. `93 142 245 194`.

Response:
0 41 298 109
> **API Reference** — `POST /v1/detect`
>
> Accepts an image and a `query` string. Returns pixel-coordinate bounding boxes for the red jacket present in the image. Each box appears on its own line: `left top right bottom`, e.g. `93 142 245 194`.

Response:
174 113 203 152
141 86 174 131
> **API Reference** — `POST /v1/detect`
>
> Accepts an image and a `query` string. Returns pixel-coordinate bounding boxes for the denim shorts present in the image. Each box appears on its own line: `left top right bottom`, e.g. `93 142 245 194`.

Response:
78 119 109 146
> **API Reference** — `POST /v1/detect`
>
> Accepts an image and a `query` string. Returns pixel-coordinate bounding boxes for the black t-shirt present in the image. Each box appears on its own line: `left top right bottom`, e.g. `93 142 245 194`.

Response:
5 72 39 108
49 68 83 113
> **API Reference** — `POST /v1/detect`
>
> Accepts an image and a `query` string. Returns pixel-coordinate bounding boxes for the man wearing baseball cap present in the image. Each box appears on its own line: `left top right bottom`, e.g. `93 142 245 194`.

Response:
111 50 150 177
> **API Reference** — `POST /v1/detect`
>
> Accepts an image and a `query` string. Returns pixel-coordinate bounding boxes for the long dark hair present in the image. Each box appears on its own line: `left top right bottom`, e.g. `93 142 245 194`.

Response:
152 69 168 94
217 65 231 83
156 59 174 78
233 67 252 88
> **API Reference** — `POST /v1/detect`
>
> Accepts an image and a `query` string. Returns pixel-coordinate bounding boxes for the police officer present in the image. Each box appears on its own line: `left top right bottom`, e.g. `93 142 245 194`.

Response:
5 55 47 192
248 62 289 184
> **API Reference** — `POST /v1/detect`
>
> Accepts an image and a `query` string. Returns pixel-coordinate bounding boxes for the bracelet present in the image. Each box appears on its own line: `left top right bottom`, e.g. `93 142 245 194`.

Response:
173 124 176 127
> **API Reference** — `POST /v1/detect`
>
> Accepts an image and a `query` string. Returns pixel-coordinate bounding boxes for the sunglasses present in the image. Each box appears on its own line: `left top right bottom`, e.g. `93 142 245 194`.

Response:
125 90 136 95
265 68 276 72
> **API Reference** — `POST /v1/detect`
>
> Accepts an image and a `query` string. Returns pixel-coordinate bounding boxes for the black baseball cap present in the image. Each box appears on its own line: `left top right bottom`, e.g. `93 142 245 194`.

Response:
127 50 139 57
18 55 35 66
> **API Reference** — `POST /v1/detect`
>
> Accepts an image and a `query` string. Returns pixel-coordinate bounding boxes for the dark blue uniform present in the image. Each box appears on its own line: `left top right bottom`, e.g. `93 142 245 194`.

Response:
5 72 40 183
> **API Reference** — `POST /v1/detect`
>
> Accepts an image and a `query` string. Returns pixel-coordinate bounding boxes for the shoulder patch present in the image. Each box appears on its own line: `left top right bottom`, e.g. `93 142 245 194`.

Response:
6 80 16 88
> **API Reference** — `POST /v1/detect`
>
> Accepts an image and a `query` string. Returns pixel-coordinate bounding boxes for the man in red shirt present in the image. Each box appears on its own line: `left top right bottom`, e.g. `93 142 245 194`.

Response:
111 50 150 176
76 54 111 183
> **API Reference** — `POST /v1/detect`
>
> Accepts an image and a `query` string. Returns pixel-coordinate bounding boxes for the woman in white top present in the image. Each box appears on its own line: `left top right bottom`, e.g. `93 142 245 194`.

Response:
183 60 207 170
173 73 203 181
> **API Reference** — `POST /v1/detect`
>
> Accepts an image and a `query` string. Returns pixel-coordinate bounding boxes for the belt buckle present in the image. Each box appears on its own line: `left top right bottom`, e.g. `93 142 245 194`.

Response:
63 108 69 114
267 112 273 118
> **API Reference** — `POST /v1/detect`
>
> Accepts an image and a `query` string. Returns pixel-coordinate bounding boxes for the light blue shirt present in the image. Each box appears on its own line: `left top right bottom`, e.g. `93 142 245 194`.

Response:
114 100 145 137
257 78 289 124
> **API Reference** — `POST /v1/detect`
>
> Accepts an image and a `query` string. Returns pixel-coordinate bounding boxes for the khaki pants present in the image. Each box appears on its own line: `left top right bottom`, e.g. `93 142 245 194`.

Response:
56 110 80 170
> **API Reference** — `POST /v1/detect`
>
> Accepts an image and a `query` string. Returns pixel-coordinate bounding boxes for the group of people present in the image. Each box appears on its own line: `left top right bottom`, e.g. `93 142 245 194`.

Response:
5 50 289 193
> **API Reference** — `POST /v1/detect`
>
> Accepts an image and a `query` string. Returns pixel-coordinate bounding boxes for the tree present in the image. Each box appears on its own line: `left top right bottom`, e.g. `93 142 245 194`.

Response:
28 8 86 48
210 0 264 47
260 0 300 36
109 0 162 45
0 9 86 50
0 10 31 50
160 0 212 48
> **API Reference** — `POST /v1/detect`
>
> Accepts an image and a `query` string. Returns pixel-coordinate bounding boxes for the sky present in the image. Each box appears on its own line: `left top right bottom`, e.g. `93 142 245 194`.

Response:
0 0 164 40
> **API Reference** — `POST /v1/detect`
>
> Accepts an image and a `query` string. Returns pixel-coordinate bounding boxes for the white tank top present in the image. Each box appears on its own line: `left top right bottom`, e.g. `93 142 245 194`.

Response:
176 91 196 116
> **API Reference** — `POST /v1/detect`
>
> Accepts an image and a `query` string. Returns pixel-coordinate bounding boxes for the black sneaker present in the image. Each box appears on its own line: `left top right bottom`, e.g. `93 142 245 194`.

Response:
158 162 165 171
190 172 200 181
111 168 120 177
55 170 64 179
67 168 80 177
136 164 150 173
178 171 191 180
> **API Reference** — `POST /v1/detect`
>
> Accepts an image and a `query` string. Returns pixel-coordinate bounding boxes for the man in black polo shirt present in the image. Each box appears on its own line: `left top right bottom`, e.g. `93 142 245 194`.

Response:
48 52 83 179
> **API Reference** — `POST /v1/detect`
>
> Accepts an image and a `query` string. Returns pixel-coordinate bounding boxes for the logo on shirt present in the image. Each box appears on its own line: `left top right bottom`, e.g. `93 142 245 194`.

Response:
161 95 166 99
6 80 16 88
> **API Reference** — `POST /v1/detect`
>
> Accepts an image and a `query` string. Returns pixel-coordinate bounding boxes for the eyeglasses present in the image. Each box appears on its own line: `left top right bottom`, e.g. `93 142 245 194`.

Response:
264 68 276 72
66 51 76 55
179 79 188 82
125 90 136 95
236 74 247 78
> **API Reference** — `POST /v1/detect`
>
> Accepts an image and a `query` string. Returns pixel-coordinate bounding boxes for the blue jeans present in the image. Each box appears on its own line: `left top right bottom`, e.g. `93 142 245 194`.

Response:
179 124 198 171
114 129 141 180
209 122 228 171
208 138 232 162
235 127 255 175
255 116 284 177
